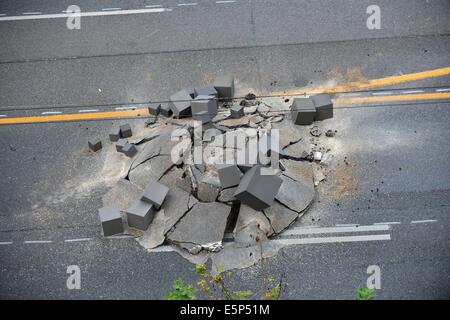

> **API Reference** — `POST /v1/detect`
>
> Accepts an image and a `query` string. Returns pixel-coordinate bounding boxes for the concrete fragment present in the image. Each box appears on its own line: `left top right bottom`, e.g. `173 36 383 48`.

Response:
311 93 333 120
197 171 221 202
194 85 218 98
230 104 244 118
88 138 102 152
98 206 123 236
109 127 121 142
120 124 132 138
234 221 268 248
313 169 326 186
141 180 169 209
122 142 137 157
216 164 242 188
128 155 174 189
126 199 155 230
160 104 173 117
169 89 192 118
163 187 198 234
217 186 237 203
102 178 143 212
234 204 273 237
148 103 161 116
213 74 234 101
275 174 315 213
263 201 298 234
234 165 283 211
291 98 316 125
116 138 128 152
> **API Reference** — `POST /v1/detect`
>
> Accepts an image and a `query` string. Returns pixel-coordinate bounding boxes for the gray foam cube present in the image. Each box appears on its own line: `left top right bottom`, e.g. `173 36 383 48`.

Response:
88 138 102 152
109 127 121 142
160 104 173 117
169 89 192 118
191 95 218 121
122 143 137 157
194 85 218 98
311 93 333 120
213 74 234 101
116 138 128 152
141 181 169 209
126 199 155 230
98 206 123 236
234 165 283 211
291 98 316 125
148 103 161 116
120 124 132 138
216 164 243 188
230 104 244 118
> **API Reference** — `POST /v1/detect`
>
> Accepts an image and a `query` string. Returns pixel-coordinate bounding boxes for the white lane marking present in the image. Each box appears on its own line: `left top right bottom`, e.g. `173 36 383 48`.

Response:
401 90 424 94
23 12 42 15
373 221 401 225
0 8 170 22
102 8 122 11
335 223 359 227
435 88 450 92
24 240 52 244
147 245 175 252
177 3 198 6
274 234 391 246
64 238 92 243
78 109 99 113
108 235 135 239
0 115 7 117
339 93 361 97
282 225 389 236
145 5 163 8
411 219 437 224
0 241 13 245
115 106 136 110
41 111 62 115
216 0 237 3
372 91 394 96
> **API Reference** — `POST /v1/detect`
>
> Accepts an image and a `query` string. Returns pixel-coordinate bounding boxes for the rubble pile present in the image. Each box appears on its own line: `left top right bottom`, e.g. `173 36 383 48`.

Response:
91 75 335 271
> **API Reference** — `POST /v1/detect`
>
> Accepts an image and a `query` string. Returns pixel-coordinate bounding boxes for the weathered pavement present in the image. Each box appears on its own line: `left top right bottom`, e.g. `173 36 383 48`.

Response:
0 0 449 299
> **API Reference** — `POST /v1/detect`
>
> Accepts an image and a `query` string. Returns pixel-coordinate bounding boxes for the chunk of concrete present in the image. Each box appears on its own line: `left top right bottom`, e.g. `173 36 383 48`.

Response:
88 138 102 152
122 143 137 157
291 98 316 125
98 206 123 236
120 124 133 138
216 164 242 188
213 74 234 101
230 104 244 118
169 89 192 118
263 201 298 234
275 174 315 213
234 204 274 237
109 127 121 142
311 93 333 120
116 138 128 152
141 180 169 209
234 165 283 211
217 186 237 203
126 199 155 230
148 102 161 116
160 104 173 117
162 187 198 234
194 85 218 98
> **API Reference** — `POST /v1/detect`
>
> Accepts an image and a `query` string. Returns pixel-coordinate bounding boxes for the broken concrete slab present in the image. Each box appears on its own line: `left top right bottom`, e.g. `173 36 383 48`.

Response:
159 166 192 193
167 202 230 248
126 199 155 230
148 102 161 116
194 85 218 98
128 155 174 189
282 138 310 159
291 98 316 125
88 138 102 152
163 186 198 234
102 178 143 212
234 204 274 237
262 201 298 234
141 180 169 209
311 93 333 121
197 171 221 202
120 124 133 138
169 89 192 118
280 159 314 184
216 164 242 188
217 186 237 203
230 104 244 118
234 220 268 248
109 127 121 142
275 174 315 213
98 206 124 236
218 116 250 128
213 74 234 101
234 165 283 211
136 209 167 249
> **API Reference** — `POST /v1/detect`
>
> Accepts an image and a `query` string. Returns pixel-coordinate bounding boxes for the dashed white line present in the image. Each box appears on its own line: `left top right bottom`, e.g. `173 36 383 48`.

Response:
435 88 450 92
108 235 135 239
78 109 99 113
0 115 7 118
102 8 122 11
115 106 136 110
64 238 92 243
274 234 391 246
401 90 424 94
41 111 62 115
335 223 359 227
145 5 163 8
0 241 13 245
411 219 437 224
216 0 237 4
23 12 42 15
372 91 394 96
339 93 361 97
24 240 52 244
177 3 198 6
373 221 401 225
282 225 389 236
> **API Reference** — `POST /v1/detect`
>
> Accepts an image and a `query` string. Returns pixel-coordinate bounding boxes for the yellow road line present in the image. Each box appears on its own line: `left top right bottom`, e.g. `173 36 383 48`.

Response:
334 92 450 105
273 66 450 96
0 108 148 125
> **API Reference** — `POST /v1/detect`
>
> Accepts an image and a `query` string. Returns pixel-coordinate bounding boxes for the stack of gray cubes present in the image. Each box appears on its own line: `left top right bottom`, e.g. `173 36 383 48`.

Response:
169 89 193 118
98 206 124 236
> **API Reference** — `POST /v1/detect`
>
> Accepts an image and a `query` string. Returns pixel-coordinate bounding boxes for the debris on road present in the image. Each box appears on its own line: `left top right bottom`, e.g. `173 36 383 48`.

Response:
88 138 102 152
98 206 124 236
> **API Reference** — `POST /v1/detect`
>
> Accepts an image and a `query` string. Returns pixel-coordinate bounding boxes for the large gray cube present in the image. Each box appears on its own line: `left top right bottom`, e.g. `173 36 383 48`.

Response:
116 138 128 152
291 98 316 125
120 124 132 138
98 206 123 236
160 104 173 117
141 181 169 209
311 93 333 121
122 143 137 157
126 199 155 230
148 103 161 116
169 89 192 118
216 164 243 188
230 104 244 118
234 165 282 211
109 127 121 142
191 95 218 124
213 74 234 101
194 85 218 98
88 138 102 152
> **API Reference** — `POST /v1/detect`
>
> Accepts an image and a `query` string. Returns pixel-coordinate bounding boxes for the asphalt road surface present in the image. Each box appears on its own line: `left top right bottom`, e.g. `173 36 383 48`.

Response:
0 0 449 299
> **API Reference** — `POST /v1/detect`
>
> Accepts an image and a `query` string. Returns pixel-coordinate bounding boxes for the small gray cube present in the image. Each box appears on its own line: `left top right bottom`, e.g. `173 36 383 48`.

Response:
122 143 137 157
311 93 333 121
291 98 316 125
213 74 234 101
126 199 155 230
109 127 121 142
141 181 169 209
169 89 192 118
234 165 282 211
120 124 132 138
116 138 128 152
160 104 173 117
98 206 123 236
216 164 243 188
194 85 218 98
148 103 161 116
88 138 102 152
230 104 244 118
